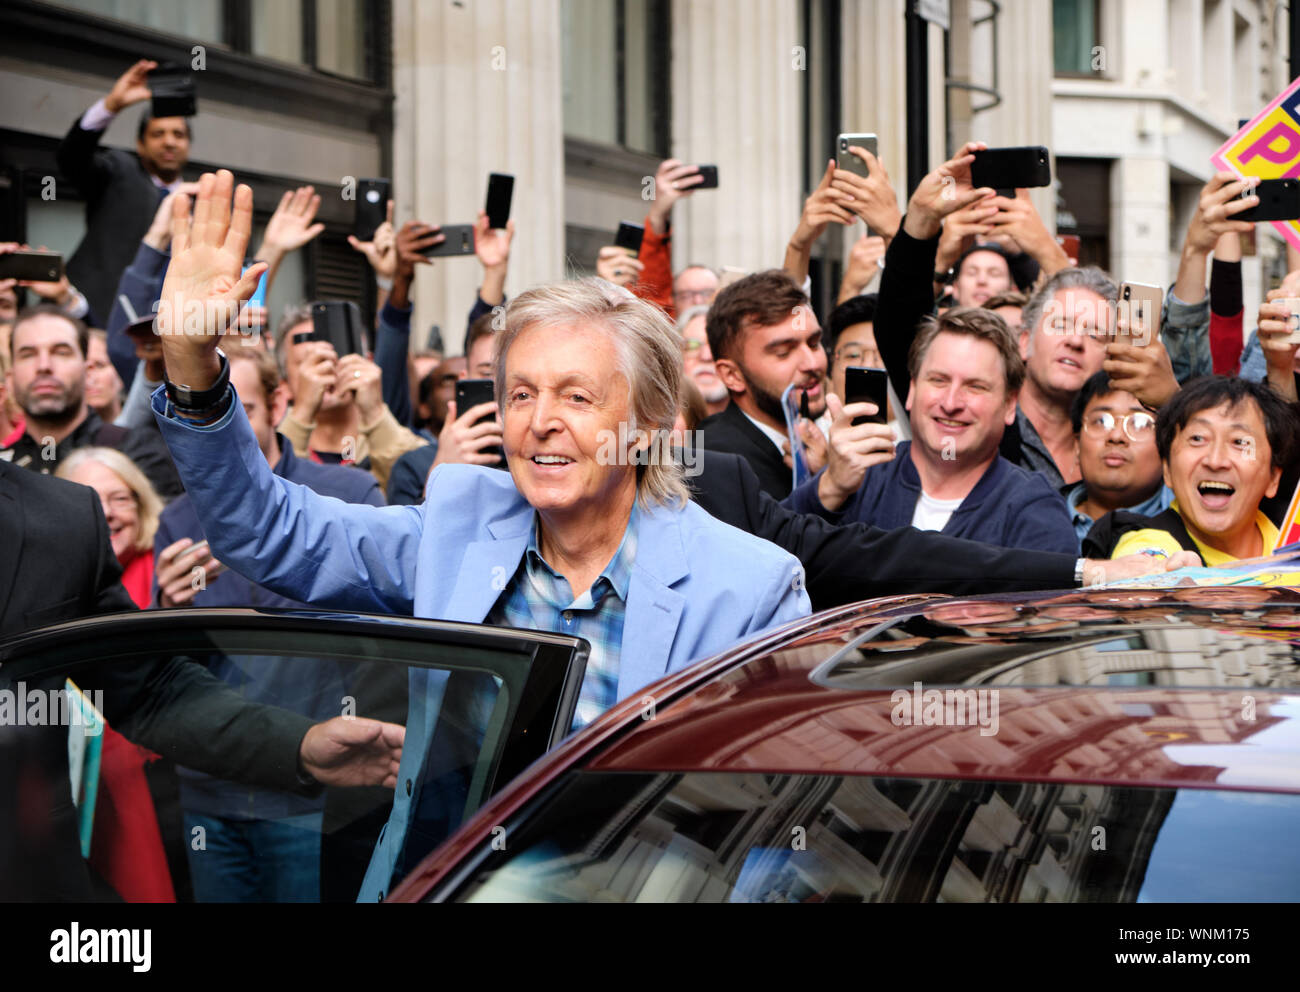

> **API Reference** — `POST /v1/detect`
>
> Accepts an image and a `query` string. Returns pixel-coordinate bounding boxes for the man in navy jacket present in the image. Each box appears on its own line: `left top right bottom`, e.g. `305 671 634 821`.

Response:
787 306 1076 555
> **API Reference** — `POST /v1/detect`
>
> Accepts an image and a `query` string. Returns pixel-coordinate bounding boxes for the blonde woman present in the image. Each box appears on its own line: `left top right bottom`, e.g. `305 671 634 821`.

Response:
56 446 162 608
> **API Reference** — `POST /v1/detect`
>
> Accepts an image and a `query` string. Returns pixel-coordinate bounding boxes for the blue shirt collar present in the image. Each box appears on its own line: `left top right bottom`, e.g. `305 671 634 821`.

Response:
524 500 640 605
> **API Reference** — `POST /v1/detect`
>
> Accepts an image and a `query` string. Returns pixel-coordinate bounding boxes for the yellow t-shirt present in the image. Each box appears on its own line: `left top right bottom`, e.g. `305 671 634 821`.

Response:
1110 500 1280 566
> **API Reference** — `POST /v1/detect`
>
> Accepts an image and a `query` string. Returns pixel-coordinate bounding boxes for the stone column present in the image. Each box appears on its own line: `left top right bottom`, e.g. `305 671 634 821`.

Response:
391 0 566 350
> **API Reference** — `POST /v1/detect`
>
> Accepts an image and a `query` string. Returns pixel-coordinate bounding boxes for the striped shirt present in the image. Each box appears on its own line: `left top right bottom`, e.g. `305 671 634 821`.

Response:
486 503 639 731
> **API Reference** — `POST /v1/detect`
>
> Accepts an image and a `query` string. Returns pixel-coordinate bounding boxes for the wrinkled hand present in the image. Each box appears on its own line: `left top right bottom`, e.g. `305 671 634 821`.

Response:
935 198 998 274
791 159 856 251
906 141 994 241
143 183 200 252
1258 289 1300 401
596 246 643 288
830 149 902 238
1103 338 1178 410
1185 172 1257 255
335 353 385 424
260 185 325 257
348 199 397 281
474 210 515 270
105 58 157 114
300 716 405 789
155 537 224 608
816 392 896 510
157 170 267 387
795 417 828 476
1081 550 1203 588
432 399 504 467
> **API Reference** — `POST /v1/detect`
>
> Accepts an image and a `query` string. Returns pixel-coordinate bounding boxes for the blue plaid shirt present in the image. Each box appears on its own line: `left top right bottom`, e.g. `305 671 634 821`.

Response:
486 503 639 731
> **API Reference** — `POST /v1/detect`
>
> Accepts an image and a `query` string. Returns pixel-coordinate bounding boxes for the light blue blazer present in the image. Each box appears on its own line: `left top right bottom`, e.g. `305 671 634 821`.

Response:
152 389 811 899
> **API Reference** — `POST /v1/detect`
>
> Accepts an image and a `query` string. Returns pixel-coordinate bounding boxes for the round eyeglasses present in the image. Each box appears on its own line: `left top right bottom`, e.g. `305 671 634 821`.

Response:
1082 411 1155 442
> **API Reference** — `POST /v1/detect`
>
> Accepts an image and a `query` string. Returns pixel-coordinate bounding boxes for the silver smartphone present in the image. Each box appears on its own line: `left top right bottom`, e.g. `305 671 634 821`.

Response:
836 133 878 179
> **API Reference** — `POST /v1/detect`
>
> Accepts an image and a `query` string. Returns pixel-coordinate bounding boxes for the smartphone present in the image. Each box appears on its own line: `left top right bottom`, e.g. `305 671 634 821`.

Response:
693 165 719 189
422 224 475 258
1234 178 1300 223
0 249 62 282
837 133 878 179
971 146 1052 191
309 301 366 357
149 65 197 118
1116 282 1163 347
485 173 514 229
844 366 889 426
354 179 390 241
455 378 502 463
1276 297 1300 345
614 221 646 257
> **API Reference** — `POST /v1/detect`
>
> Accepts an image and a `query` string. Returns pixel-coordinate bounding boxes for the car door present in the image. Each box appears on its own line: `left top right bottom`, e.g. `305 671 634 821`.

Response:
0 608 587 903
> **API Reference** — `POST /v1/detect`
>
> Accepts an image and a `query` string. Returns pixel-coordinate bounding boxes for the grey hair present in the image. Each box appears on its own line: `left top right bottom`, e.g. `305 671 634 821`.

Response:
675 304 710 334
493 278 689 509
1022 266 1118 342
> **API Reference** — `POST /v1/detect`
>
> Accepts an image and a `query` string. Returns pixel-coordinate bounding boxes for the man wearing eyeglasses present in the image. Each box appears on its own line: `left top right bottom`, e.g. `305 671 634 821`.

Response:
1066 372 1172 551
676 305 729 416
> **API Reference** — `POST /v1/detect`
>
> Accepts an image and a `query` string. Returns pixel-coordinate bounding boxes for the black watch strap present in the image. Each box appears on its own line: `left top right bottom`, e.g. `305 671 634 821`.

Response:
164 349 230 412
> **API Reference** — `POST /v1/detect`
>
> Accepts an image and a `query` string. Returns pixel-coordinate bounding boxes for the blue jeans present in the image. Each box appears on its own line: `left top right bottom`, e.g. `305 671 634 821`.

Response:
183 811 323 903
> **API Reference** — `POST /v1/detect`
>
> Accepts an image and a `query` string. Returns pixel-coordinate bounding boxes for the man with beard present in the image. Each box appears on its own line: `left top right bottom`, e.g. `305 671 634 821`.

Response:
698 270 830 498
2 305 180 498
676 305 729 417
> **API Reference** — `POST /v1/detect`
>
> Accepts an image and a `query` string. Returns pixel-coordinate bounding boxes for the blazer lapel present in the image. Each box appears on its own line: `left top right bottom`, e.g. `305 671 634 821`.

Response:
441 504 535 622
616 503 689 701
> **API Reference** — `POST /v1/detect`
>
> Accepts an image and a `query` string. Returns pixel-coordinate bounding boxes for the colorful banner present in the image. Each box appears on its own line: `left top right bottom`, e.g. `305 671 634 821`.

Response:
1211 77 1300 251
1274 481 1300 552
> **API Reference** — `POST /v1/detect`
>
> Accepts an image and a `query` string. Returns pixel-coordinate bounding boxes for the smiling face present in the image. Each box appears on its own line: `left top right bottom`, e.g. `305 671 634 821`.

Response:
65 458 139 564
502 322 640 525
953 249 1012 308
681 314 726 404
1164 399 1281 557
1076 389 1163 509
1022 288 1109 402
906 330 1016 469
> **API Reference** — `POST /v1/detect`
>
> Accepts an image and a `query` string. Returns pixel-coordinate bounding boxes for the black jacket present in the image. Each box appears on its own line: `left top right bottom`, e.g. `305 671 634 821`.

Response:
1081 506 1198 560
1 409 183 502
0 462 316 899
56 115 171 324
699 402 792 499
691 449 1077 608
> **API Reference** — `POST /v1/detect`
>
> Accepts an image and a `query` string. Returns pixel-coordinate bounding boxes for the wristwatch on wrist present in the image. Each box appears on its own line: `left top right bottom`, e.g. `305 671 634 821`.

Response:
934 268 953 284
1074 558 1087 587
164 348 230 415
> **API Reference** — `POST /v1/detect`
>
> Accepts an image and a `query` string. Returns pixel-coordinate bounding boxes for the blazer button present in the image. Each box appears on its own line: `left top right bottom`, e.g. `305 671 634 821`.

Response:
563 610 574 622
405 779 412 796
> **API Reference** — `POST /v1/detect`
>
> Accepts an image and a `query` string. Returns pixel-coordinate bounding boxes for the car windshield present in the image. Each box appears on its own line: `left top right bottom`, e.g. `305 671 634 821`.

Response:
447 771 1300 903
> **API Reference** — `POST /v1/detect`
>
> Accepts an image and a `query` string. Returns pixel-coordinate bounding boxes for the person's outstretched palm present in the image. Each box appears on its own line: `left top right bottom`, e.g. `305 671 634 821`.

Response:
158 171 266 364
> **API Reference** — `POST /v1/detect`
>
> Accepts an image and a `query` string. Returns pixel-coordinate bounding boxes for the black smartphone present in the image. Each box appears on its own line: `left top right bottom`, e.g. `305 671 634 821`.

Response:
149 65 197 118
844 366 889 426
971 146 1051 191
1235 178 1300 222
485 173 514 229
455 378 502 464
694 165 719 189
614 221 646 257
354 178 390 241
422 224 475 258
309 301 365 357
0 249 62 282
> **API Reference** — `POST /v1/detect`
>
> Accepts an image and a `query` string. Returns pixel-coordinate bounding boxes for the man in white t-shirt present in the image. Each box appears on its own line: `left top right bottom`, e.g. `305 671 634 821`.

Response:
785 307 1077 554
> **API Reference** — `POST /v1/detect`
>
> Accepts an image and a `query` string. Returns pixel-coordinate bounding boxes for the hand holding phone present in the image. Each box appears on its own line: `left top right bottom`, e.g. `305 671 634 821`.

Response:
843 366 889 426
1115 282 1163 348
970 146 1052 192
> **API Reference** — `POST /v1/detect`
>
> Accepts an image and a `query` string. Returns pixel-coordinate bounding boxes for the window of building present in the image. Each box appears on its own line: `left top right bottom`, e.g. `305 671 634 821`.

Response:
43 0 223 43
1053 0 1100 76
561 0 670 156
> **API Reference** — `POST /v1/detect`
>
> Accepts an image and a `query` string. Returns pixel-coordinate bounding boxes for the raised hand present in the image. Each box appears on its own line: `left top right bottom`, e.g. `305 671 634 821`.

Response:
830 148 902 240
105 59 157 114
648 159 705 234
156 170 267 389
260 185 325 257
596 246 643 288
905 141 995 241
348 199 397 281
